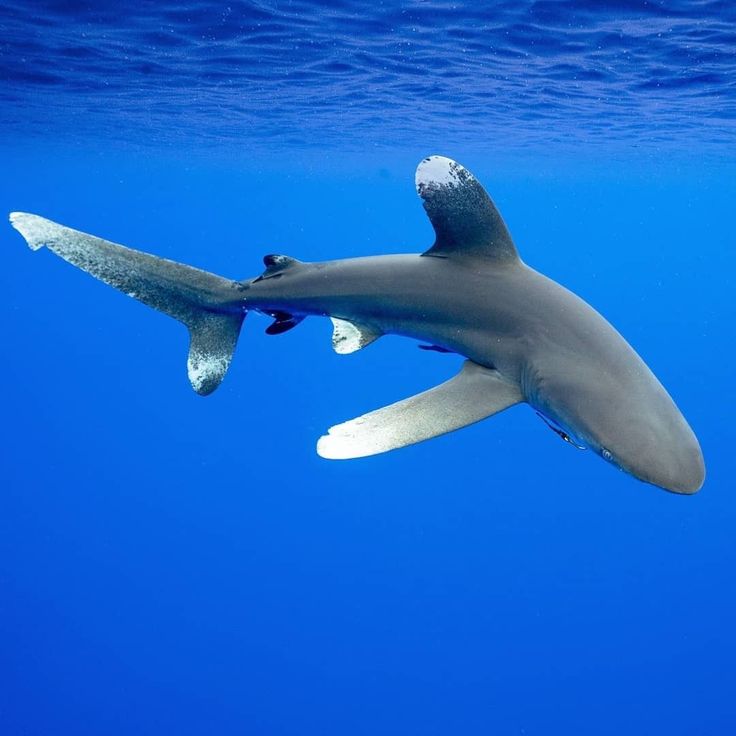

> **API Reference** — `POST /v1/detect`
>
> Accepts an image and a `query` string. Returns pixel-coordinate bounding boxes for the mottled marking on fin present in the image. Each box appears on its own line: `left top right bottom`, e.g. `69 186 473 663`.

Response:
415 156 518 263
330 317 381 354
10 212 245 397
187 312 244 395
10 212 50 250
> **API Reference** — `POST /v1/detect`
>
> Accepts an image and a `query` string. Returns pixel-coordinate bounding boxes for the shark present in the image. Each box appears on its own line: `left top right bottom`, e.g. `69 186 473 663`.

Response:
9 156 705 494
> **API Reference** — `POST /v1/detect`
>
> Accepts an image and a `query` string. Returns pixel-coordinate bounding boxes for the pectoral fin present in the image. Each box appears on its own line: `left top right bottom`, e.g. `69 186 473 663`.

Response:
316 360 522 459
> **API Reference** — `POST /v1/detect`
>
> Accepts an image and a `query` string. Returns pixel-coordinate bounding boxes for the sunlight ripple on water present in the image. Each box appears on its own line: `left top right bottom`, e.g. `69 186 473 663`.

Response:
1 0 734 151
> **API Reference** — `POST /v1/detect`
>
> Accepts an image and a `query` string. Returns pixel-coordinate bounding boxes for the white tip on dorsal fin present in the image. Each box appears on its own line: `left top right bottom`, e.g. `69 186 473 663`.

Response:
415 156 518 264
330 317 381 354
415 155 465 190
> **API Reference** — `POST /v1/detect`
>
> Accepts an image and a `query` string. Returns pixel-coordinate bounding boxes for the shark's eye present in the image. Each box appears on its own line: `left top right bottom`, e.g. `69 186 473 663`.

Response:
602 448 613 462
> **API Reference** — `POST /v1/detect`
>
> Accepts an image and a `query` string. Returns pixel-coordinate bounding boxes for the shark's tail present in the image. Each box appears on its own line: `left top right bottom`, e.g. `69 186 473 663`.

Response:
9 212 245 395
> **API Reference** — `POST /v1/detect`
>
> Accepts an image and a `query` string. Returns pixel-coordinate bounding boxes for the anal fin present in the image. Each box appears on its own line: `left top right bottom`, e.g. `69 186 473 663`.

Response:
317 360 522 459
265 311 304 335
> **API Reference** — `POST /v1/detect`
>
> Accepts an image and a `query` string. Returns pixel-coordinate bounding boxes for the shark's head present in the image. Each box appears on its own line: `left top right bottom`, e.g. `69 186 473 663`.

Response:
585 398 705 495
535 360 705 495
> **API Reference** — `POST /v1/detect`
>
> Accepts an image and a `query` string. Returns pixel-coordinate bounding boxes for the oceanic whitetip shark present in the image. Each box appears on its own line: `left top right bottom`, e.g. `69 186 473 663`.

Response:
9 156 705 493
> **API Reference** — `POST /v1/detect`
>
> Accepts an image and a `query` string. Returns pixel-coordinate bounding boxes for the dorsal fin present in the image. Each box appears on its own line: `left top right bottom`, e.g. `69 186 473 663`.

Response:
415 156 518 263
254 254 303 282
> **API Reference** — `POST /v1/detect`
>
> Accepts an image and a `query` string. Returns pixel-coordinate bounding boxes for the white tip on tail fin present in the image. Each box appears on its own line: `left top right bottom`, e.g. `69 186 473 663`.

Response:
10 212 55 251
10 211 246 396
186 312 245 396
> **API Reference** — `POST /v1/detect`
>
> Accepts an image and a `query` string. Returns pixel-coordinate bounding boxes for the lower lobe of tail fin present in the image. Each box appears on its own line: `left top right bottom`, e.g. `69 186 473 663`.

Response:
186 311 244 395
10 212 245 395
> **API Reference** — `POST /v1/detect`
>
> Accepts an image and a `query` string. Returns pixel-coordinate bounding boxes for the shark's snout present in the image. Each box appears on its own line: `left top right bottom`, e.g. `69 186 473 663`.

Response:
593 403 705 495
536 352 706 496
667 440 706 494
619 428 705 495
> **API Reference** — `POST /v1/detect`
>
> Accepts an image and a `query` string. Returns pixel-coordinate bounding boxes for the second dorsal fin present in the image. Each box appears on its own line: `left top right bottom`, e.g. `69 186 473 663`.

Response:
415 156 518 264
255 254 303 282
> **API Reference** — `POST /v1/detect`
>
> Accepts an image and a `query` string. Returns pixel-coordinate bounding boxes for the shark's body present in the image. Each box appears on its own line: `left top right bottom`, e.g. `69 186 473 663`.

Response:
9 156 705 493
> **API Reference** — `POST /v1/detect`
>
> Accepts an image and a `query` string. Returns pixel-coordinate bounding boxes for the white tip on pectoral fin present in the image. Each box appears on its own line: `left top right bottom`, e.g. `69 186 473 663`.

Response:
317 360 522 459
330 317 381 355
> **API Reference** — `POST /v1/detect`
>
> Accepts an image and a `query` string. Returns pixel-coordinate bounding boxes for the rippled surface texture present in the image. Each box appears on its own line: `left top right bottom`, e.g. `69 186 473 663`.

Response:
2 0 735 150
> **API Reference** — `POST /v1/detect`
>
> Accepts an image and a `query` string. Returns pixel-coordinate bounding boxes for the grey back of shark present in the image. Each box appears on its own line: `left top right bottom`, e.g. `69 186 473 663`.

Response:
9 156 705 494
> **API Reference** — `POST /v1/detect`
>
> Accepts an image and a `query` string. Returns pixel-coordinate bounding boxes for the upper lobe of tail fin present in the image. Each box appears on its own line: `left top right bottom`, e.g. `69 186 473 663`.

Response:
10 212 245 395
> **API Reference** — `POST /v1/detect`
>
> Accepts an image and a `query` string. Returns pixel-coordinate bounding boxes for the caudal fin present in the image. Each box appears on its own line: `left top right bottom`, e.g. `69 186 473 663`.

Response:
9 212 245 395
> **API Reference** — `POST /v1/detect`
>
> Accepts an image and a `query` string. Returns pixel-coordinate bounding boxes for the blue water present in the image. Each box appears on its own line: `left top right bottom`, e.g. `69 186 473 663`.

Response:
1 2 735 735
2 0 735 152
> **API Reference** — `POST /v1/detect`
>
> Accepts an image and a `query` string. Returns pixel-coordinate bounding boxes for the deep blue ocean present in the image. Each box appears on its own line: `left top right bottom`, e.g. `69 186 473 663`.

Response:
1 2 735 734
